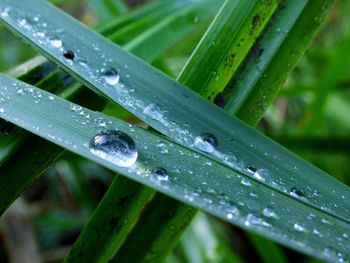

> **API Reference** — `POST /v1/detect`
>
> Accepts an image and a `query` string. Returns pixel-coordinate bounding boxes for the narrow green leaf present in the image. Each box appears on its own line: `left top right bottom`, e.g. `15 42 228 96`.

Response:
111 193 197 263
1 75 350 262
64 176 154 263
223 0 335 125
1 0 348 227
178 0 279 101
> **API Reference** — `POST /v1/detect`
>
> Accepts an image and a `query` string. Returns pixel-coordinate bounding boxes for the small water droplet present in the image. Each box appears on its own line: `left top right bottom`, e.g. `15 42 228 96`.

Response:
100 67 120 85
193 133 218 153
262 207 276 218
293 223 305 232
289 187 305 198
63 50 75 60
151 167 169 182
143 103 165 121
89 130 138 167
0 7 11 18
49 37 62 48
241 178 251 186
156 141 168 154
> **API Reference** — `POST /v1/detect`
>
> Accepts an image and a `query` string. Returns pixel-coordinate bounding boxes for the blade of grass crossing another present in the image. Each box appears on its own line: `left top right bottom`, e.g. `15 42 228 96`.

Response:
1 75 350 262
1 0 348 226
0 0 211 216
112 0 280 260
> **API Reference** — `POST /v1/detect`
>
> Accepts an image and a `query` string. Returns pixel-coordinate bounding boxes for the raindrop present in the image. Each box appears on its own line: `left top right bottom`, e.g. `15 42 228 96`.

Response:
100 67 120 85
289 187 305 198
0 7 11 18
241 178 251 186
151 167 169 182
246 164 257 173
262 207 276 218
156 141 168 154
63 50 75 60
293 223 305 232
49 37 62 48
143 103 165 121
193 133 218 153
89 130 138 167
254 169 269 182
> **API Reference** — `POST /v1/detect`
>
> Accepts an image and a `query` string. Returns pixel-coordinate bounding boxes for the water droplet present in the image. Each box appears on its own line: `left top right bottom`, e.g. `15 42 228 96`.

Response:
151 167 169 182
241 178 251 186
156 141 168 154
262 207 276 218
63 50 75 60
143 103 165 121
49 37 62 48
246 164 257 173
293 223 305 232
253 169 269 182
289 187 305 198
0 107 5 113
0 7 11 18
193 133 218 153
100 67 120 85
89 130 138 167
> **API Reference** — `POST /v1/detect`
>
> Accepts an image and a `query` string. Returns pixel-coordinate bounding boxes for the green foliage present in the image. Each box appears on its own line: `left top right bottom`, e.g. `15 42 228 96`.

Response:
1 1 349 263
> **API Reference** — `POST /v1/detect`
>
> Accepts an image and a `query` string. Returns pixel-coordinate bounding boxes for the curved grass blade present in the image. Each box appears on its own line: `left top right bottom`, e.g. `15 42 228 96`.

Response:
1 0 349 226
0 75 350 262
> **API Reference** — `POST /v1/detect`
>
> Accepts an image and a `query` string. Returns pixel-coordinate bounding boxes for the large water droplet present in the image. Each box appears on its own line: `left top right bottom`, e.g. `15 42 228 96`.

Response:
89 130 137 167
100 67 120 85
193 133 218 153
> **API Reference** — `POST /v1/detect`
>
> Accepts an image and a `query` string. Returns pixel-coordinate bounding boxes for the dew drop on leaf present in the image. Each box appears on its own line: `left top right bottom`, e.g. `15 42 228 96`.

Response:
89 130 138 167
49 37 62 48
262 207 276 218
100 67 120 85
63 50 75 60
143 103 165 121
151 167 169 182
193 133 218 153
289 187 305 198
293 223 305 232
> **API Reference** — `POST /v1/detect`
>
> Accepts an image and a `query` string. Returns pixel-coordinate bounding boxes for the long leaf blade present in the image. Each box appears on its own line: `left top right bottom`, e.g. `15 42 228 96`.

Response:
0 0 349 226
0 75 349 262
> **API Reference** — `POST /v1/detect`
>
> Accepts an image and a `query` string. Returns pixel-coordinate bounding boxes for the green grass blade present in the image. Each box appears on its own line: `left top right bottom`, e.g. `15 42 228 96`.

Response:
1 0 348 225
112 0 275 258
178 0 279 101
223 0 334 126
0 0 205 217
248 232 287 263
64 176 154 263
111 193 197 263
87 0 128 22
123 1 221 63
1 75 350 261
0 135 63 215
